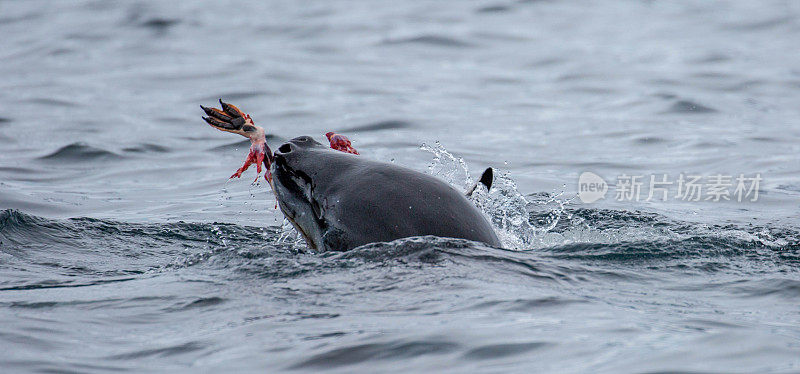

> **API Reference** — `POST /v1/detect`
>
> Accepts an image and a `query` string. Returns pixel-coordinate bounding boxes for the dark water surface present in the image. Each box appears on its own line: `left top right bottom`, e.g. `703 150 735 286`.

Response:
1 1 799 372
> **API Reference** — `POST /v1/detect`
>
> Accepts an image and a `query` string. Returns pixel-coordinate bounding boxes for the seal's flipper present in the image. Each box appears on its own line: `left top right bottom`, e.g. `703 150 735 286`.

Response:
478 167 493 191
466 167 494 196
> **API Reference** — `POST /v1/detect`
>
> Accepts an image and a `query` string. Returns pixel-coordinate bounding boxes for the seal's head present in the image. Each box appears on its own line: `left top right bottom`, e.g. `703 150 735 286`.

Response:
271 135 355 250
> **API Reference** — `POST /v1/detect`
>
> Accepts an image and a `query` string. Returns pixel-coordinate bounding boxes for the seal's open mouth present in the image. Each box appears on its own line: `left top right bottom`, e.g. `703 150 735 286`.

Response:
272 152 325 250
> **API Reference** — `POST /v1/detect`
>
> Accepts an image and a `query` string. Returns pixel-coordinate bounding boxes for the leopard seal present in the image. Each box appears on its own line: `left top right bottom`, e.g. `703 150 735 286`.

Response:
270 136 501 251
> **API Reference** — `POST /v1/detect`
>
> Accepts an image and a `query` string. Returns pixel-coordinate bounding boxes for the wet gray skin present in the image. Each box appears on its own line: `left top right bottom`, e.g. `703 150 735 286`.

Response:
271 136 502 251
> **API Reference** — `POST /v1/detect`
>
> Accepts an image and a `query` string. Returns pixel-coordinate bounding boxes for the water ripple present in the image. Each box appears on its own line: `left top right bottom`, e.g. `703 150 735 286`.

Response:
289 340 460 369
663 100 718 114
380 35 475 48
39 143 124 162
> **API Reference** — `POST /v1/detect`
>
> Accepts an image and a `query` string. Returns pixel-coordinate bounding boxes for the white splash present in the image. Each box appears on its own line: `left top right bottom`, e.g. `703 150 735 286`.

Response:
420 141 473 191
276 218 305 250
420 142 574 250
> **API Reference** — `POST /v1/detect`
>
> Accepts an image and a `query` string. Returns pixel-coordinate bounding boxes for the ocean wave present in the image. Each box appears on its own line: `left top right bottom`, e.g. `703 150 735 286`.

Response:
38 143 124 162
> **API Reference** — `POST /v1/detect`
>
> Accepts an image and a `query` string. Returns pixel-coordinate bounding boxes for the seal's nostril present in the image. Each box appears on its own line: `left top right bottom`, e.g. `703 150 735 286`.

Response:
278 143 292 153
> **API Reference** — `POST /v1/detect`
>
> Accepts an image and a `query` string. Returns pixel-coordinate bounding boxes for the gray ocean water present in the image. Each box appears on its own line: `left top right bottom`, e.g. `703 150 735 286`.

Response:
1 0 799 373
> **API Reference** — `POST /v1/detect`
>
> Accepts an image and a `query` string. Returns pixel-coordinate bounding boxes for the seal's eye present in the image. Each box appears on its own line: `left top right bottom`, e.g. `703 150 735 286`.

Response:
242 125 256 132
297 136 312 142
